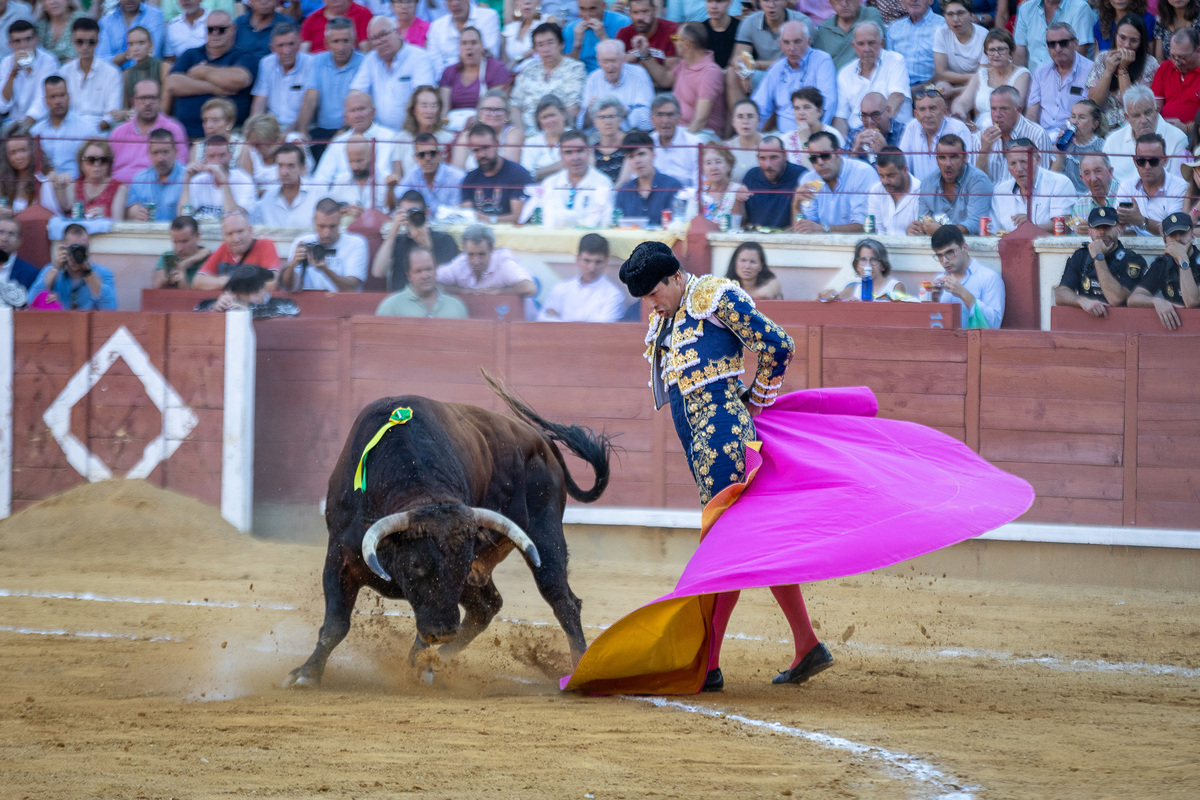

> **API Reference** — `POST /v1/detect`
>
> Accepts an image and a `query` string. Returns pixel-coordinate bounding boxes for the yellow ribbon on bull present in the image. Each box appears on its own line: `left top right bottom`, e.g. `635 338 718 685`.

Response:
355 406 413 492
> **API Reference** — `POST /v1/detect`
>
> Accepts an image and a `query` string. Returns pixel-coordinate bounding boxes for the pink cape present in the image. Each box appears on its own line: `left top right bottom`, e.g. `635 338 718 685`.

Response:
560 386 1035 695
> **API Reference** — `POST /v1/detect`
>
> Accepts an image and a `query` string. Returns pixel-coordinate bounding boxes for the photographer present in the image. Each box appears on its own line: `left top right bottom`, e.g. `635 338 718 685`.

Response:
279 197 369 292
370 191 460 292
27 224 117 310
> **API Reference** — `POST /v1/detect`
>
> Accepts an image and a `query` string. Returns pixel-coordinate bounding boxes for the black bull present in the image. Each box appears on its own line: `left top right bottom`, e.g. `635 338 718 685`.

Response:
284 377 613 688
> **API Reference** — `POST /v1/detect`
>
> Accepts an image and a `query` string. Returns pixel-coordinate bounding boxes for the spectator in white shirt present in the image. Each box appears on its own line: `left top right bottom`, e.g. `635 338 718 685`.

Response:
898 84 971 180
538 233 625 322
578 38 654 131
426 0 501 76
866 146 922 235
0 19 57 128
28 75 99 178
178 134 257 220
42 17 124 130
973 84 1052 183
526 129 614 228
833 20 911 135
1114 133 1189 236
250 21 315 134
991 139 1075 233
348 15 436 131
649 93 703 187
326 134 392 214
280 196 370 291
312 90 402 190
1102 85 1188 185
164 0 208 60
0 0 34 63
252 142 320 227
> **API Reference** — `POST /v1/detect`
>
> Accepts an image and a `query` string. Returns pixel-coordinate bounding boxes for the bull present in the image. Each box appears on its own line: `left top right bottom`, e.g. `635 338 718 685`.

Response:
283 374 612 688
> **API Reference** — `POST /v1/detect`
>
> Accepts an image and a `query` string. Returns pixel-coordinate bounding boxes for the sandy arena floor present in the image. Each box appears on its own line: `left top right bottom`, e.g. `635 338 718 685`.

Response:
0 480 1197 800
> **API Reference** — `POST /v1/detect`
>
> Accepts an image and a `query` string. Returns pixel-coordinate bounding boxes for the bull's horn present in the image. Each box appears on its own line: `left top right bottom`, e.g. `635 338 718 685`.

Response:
361 512 413 581
470 508 542 569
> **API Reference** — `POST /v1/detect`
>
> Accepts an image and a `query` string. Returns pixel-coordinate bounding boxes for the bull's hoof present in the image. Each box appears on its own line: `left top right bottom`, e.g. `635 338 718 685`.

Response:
421 667 435 686
281 667 321 689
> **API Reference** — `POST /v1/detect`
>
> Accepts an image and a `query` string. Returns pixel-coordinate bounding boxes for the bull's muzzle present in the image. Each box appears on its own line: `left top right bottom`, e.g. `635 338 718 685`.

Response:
361 506 541 582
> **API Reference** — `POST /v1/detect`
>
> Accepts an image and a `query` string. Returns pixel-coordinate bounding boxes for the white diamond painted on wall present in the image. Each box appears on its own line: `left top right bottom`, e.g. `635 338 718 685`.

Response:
42 326 199 481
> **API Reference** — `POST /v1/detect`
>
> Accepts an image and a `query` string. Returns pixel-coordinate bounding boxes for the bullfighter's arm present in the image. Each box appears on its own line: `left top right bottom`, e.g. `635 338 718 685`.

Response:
713 285 795 408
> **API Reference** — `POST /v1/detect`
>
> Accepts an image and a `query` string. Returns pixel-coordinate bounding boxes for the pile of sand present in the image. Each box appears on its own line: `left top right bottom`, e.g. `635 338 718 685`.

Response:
0 480 313 578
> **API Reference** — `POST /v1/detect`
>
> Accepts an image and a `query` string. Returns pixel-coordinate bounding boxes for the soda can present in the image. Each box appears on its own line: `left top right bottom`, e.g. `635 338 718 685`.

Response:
611 208 623 228
719 213 731 233
979 216 991 237
143 201 156 221
661 209 673 228
863 214 875 234
71 202 83 221
1053 216 1065 235
180 204 194 218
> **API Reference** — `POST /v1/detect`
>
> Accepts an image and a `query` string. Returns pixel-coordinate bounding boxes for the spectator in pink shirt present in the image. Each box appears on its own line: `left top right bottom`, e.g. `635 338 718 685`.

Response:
435 224 537 297
109 79 188 182
661 22 727 134
391 0 429 47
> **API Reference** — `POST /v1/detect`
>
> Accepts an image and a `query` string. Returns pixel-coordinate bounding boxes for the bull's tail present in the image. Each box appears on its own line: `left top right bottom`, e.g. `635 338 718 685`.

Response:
483 370 614 504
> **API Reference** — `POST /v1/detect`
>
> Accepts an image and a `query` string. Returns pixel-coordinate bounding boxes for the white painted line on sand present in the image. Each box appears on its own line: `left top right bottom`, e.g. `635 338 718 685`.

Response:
0 588 296 610
0 624 179 642
629 696 978 800
3 588 1194 680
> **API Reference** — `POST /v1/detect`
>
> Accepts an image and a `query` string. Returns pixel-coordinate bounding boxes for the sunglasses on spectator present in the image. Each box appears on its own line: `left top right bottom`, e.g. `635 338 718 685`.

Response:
856 256 882 266
74 37 98 45
913 86 943 100
84 155 112 164
415 149 439 159
1007 137 1036 148
809 152 836 162
207 25 230 34
1046 38 1074 49
1135 157 1162 167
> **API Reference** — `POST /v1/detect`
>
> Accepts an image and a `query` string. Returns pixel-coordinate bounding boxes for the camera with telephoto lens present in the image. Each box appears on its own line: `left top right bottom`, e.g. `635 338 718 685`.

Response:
68 244 88 265
405 206 426 229
304 242 327 263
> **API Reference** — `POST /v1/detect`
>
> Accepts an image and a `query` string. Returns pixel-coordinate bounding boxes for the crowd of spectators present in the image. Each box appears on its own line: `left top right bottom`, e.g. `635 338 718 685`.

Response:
0 0 1196 322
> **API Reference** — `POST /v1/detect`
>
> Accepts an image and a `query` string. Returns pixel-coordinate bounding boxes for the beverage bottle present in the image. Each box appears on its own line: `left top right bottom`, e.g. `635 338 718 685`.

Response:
1055 124 1077 152
861 262 874 302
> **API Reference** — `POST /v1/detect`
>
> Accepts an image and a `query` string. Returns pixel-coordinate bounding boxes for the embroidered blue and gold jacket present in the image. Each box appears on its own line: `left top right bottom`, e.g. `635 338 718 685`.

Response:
643 274 795 406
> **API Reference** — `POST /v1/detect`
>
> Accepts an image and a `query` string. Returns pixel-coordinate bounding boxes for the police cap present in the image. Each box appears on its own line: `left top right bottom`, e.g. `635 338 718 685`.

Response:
1087 207 1118 228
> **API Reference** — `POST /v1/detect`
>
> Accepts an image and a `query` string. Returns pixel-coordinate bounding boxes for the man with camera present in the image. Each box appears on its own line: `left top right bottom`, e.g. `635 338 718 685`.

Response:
27 224 117 310
371 191 460 293
279 197 369 292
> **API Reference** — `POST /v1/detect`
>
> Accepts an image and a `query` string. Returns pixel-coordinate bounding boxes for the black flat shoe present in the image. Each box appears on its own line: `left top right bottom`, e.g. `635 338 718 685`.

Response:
772 642 833 685
702 667 724 692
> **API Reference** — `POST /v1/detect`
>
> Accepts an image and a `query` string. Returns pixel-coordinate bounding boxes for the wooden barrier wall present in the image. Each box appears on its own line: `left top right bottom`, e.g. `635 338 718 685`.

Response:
12 312 227 511
254 318 1200 530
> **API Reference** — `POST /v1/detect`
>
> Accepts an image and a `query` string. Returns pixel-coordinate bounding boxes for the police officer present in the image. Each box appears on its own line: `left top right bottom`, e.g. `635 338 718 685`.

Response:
1053 206 1147 317
1127 212 1200 330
